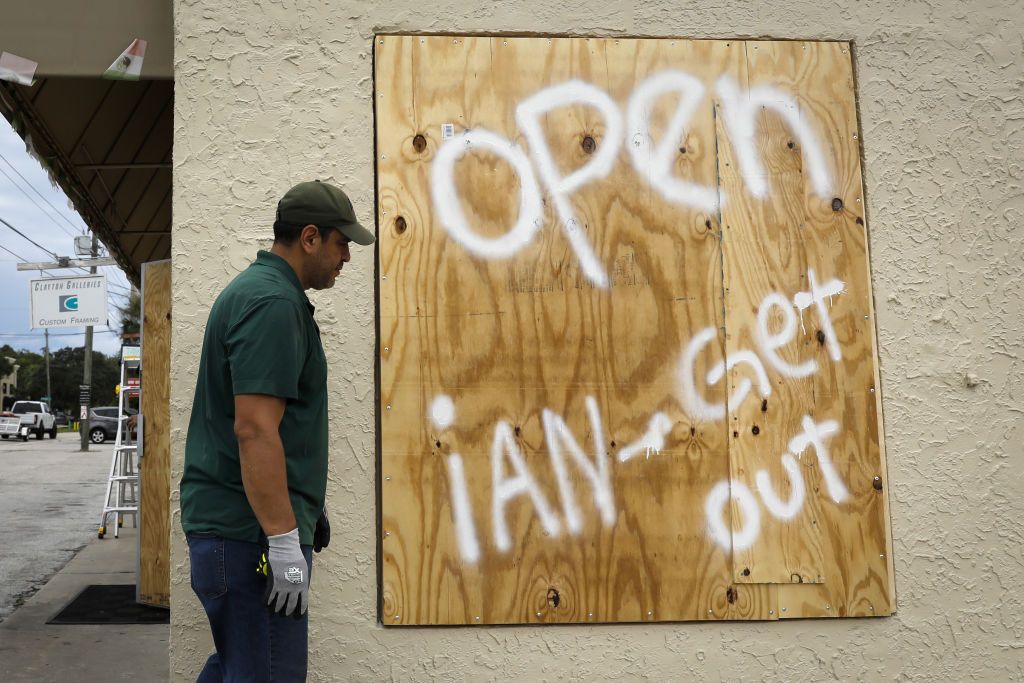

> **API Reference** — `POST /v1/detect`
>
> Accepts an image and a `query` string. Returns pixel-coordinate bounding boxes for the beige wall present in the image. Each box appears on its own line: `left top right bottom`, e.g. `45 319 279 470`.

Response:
170 1 1024 680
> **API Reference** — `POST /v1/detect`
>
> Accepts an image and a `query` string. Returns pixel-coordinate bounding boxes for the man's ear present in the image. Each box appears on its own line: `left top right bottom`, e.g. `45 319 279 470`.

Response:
299 224 321 253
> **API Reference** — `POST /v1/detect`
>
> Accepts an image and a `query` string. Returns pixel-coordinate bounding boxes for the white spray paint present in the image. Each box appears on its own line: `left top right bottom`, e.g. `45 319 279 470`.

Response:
793 269 846 362
429 393 456 429
706 349 773 410
431 73 839 286
755 453 806 520
542 396 616 533
516 81 623 288
756 293 817 378
625 70 718 213
617 412 673 462
433 394 480 563
439 400 850 560
490 420 561 552
677 326 727 421
703 415 848 549
678 328 773 423
705 480 761 551
431 129 545 260
788 415 847 503
677 272 847 424
716 76 832 200
444 453 481 563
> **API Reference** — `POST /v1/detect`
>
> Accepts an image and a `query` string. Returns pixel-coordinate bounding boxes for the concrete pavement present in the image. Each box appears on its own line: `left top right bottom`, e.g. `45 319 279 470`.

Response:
0 432 168 681
0 432 109 621
0 526 169 681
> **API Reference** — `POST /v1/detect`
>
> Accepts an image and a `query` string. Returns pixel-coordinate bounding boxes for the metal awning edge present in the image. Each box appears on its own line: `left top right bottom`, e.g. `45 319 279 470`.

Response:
0 80 141 285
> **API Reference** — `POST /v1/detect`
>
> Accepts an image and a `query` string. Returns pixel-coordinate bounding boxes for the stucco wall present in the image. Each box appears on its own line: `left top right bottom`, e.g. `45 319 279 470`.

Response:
170 1 1024 680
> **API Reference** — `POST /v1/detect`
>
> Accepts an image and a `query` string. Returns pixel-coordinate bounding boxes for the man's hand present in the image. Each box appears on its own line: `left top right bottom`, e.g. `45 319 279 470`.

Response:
313 508 330 553
263 528 309 618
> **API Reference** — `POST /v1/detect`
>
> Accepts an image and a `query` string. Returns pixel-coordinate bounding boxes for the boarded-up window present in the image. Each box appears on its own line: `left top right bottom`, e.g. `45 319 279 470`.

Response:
375 35 894 625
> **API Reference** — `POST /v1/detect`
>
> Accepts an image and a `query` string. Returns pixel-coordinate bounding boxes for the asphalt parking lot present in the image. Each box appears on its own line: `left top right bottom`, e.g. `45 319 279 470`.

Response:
0 433 111 622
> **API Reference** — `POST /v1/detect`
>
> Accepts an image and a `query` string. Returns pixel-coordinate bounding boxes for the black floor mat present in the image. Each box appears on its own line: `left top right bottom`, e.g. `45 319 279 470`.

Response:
47 584 169 625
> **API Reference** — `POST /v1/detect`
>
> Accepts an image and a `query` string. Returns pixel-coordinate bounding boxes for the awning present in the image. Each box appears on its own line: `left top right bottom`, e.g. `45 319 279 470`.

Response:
0 0 173 284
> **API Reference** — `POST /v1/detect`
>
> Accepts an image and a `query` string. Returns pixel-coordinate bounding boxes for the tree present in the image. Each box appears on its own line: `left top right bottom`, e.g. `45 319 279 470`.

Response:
3 345 119 411
0 345 18 409
46 347 120 411
9 347 44 402
120 291 141 339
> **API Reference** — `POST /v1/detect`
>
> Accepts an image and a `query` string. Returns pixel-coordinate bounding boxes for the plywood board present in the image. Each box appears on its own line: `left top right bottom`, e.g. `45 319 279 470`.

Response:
715 42 893 617
375 35 893 625
139 259 171 608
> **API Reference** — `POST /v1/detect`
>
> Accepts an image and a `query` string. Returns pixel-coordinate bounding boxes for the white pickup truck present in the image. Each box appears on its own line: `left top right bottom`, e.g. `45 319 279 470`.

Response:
8 400 58 440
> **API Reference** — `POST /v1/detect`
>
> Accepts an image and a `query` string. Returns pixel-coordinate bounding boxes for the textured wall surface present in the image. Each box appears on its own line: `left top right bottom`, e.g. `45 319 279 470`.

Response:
170 0 1023 680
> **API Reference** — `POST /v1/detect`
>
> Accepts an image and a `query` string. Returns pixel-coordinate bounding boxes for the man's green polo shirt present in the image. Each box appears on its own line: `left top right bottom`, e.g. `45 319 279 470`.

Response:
181 250 328 546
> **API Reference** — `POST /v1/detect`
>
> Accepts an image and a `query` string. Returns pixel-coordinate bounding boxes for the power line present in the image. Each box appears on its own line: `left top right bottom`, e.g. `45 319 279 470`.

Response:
0 238 123 280
0 163 79 239
0 150 82 236
0 215 58 259
0 241 69 278
0 246 133 287
0 242 31 262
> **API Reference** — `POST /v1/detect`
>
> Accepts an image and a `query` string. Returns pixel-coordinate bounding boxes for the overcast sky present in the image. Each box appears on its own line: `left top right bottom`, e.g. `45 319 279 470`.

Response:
0 118 132 357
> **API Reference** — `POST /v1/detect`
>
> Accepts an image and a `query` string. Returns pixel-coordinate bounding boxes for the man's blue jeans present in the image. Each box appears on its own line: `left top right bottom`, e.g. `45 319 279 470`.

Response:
187 532 314 682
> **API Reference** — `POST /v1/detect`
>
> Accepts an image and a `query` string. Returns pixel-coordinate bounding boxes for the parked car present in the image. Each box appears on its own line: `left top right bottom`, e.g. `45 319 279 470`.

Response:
8 401 57 440
88 407 137 444
53 410 70 427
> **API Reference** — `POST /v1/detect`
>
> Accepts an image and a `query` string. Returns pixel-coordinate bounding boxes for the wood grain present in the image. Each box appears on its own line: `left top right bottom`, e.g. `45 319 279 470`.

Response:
375 35 893 624
139 260 171 608
716 41 892 617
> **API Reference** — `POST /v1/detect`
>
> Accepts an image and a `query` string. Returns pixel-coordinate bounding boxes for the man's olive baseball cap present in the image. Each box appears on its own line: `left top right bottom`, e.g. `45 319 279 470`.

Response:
276 180 375 245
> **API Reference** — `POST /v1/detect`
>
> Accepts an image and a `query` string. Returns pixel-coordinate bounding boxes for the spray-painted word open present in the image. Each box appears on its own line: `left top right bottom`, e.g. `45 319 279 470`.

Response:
431 72 832 287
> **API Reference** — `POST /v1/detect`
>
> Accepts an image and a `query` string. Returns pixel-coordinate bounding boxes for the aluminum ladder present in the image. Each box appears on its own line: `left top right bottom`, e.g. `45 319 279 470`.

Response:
97 347 140 539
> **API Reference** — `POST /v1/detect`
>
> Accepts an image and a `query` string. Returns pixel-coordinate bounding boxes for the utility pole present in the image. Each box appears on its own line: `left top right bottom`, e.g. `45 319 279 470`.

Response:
79 233 98 452
44 328 51 403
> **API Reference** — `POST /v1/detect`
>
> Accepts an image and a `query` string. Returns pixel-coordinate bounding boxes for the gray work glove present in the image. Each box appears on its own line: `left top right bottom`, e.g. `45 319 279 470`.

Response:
263 529 309 618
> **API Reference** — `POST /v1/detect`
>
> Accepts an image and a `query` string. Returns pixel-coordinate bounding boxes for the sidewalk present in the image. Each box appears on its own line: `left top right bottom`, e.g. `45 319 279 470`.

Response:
0 526 169 682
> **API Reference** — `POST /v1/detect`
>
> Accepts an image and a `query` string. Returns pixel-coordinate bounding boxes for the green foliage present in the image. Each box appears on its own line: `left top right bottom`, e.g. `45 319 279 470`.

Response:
120 291 141 337
1 343 119 411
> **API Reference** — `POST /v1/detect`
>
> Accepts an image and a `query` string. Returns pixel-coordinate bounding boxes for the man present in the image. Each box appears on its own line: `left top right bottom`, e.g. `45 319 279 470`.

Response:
180 180 374 682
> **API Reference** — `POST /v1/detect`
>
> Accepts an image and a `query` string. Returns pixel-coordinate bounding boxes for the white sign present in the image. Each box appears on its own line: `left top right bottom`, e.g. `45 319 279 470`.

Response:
29 275 108 329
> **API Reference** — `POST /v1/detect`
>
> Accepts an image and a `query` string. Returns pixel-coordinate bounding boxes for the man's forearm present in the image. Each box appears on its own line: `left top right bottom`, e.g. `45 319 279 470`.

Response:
238 432 296 536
